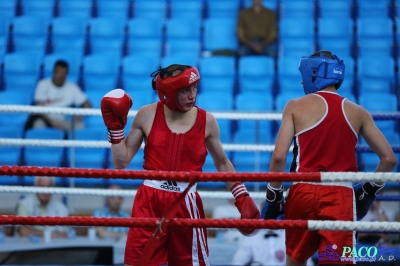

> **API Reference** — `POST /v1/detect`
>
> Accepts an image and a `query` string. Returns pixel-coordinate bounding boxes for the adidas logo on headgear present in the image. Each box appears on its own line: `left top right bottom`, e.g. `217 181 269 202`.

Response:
189 71 199 83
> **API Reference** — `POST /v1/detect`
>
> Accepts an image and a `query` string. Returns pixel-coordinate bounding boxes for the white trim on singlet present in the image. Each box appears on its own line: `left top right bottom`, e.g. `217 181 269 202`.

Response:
294 93 328 137
341 98 358 139
295 136 300 172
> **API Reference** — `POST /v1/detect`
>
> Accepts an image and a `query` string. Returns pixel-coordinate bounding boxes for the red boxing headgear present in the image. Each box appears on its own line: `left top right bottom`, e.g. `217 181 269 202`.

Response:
151 65 200 113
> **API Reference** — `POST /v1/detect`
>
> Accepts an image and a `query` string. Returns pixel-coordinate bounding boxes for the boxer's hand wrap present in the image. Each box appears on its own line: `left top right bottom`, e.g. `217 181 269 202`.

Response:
262 183 285 220
355 182 385 221
230 182 261 236
101 89 132 144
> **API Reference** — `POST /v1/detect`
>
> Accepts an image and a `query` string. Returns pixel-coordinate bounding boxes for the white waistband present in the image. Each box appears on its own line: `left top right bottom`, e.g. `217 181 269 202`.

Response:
144 180 197 193
292 181 353 188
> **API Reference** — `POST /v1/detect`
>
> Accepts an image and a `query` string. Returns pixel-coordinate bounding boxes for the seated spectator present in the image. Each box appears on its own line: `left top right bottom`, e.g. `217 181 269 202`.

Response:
92 185 130 239
24 60 92 133
236 0 278 57
232 229 315 265
359 200 395 245
212 199 244 243
16 176 71 238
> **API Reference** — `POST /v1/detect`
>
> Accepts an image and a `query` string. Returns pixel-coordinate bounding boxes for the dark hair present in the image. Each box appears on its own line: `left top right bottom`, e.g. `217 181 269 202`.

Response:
53 60 69 70
311 50 334 59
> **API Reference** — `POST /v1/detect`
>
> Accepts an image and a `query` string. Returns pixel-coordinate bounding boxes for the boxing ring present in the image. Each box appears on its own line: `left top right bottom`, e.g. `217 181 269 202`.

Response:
0 105 400 265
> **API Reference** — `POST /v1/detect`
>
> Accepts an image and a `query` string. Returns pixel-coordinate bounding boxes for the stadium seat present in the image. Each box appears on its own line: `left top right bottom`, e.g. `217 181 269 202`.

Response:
277 56 303 93
132 0 167 21
89 18 126 57
165 39 201 57
121 54 159 93
24 128 66 167
127 38 162 58
318 17 354 56
11 16 50 56
0 0 17 20
126 18 163 57
238 56 274 93
58 0 93 19
43 52 82 83
0 90 32 105
357 0 390 18
318 38 353 58
318 0 352 18
82 54 121 92
275 91 302 112
21 0 55 18
50 17 88 56
165 18 201 43
242 0 278 10
356 17 394 57
160 54 199 68
198 56 235 94
170 0 203 19
3 52 42 94
279 18 314 39
205 0 240 18
96 0 130 21
203 18 238 53
232 150 271 173
280 38 315 57
0 36 7 56
280 0 315 20
196 91 234 111
357 56 395 94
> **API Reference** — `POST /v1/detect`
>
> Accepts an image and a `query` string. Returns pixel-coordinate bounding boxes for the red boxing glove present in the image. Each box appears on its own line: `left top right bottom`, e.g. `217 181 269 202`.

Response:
100 89 132 144
230 182 261 236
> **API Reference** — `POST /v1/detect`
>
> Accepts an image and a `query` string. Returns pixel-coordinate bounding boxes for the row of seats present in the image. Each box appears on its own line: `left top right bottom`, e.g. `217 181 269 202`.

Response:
1 0 399 21
0 51 398 102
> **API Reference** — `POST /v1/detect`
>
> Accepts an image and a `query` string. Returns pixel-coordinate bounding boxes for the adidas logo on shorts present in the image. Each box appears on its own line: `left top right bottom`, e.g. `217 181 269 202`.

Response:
189 71 199 83
160 181 181 192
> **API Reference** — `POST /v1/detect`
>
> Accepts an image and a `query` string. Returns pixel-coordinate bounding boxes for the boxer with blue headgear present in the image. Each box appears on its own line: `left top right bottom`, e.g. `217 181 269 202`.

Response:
298 50 345 95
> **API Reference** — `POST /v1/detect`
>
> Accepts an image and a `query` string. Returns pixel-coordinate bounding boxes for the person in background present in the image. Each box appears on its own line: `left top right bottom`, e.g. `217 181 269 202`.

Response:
212 199 244 243
236 0 278 57
16 176 71 238
92 185 130 239
24 60 92 133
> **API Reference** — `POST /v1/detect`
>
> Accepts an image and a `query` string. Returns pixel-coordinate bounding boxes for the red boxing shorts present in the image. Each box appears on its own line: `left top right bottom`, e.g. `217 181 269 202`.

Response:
285 182 356 265
124 184 209 266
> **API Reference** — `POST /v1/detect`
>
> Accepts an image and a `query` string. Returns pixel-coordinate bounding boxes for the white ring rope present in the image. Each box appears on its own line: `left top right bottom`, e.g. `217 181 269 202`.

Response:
0 185 266 200
0 138 278 152
308 221 400 232
0 105 282 120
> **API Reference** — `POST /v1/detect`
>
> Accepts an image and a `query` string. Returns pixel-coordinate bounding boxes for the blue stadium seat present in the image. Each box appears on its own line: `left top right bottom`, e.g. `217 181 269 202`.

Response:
238 56 274 93
0 127 23 166
0 90 32 105
318 17 354 56
203 18 238 53
107 148 144 187
0 0 17 20
280 0 315 20
275 91 303 112
43 52 82 83
82 54 121 92
201 153 219 173
89 18 126 57
21 0 55 18
121 54 159 93
69 128 107 169
0 36 7 56
232 149 271 172
51 17 88 56
3 52 42 94
11 16 50 56
160 54 199 68
165 18 201 43
357 0 390 18
277 56 303 93
357 56 395 94
318 0 352 18
126 18 163 57
242 0 278 10
279 18 314 39
196 91 234 111
170 0 203 19
132 0 167 21
205 0 240 18
58 0 93 19
24 128 66 167
96 0 130 21
199 56 235 94
127 39 162 58
85 90 105 109
280 38 315 58
165 39 201 57
0 113 29 129
357 17 394 57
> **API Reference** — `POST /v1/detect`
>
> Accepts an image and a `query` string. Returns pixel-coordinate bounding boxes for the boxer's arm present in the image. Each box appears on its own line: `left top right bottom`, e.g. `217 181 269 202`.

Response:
269 100 295 188
112 108 146 169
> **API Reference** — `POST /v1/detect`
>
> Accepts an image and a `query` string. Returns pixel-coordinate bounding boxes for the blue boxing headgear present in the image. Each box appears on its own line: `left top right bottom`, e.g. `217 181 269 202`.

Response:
298 50 345 95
